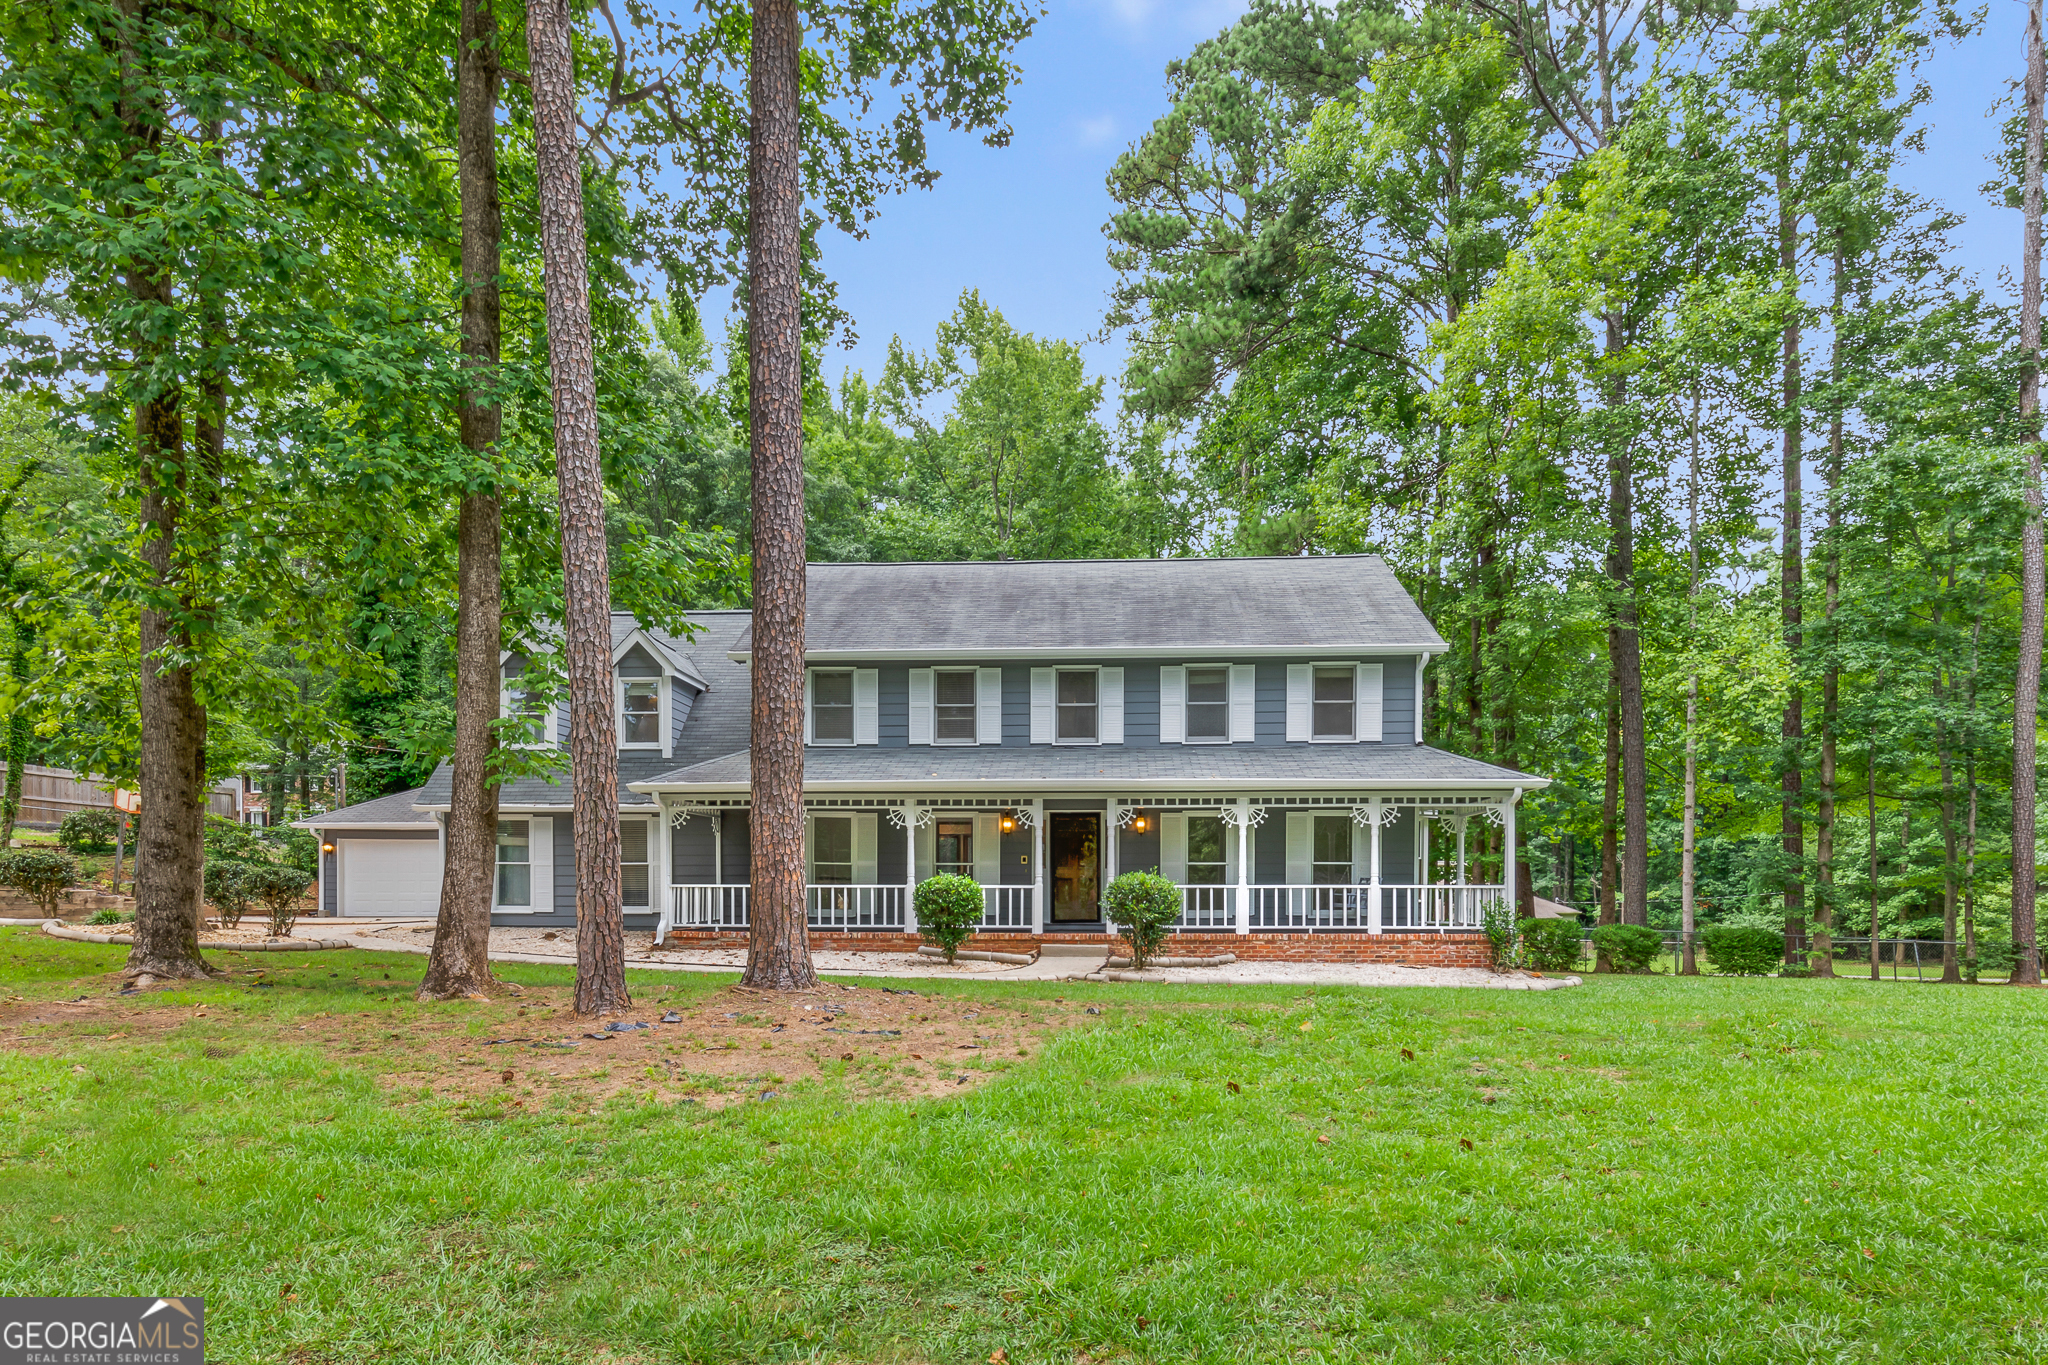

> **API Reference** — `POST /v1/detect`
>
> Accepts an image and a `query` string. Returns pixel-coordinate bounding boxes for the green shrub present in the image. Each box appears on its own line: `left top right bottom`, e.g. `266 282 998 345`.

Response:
1519 917 1584 972
203 859 258 929
86 907 131 926
1701 924 1783 976
0 849 77 917
913 873 984 963
238 863 313 937
1590 923 1663 973
58 808 119 854
1481 901 1519 969
1103 871 1182 970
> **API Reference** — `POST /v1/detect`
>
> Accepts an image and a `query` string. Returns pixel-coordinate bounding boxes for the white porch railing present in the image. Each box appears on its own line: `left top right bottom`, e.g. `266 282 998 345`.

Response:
1380 884 1502 930
808 884 908 930
670 883 750 932
1248 883 1505 932
981 885 1034 929
1173 885 1238 931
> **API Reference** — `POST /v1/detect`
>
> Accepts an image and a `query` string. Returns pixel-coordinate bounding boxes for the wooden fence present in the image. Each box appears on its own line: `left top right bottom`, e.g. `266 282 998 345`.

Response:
16 765 241 827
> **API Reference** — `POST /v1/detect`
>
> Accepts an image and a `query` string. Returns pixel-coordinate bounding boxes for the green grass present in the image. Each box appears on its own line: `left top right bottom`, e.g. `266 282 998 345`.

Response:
4 926 2047 1363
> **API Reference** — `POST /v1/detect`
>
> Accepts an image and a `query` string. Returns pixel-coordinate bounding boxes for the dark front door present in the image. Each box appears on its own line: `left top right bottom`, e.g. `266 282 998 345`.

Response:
1049 812 1101 923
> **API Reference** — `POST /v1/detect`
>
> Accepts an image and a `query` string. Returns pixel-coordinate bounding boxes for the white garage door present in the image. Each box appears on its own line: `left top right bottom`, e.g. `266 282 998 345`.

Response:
339 838 443 918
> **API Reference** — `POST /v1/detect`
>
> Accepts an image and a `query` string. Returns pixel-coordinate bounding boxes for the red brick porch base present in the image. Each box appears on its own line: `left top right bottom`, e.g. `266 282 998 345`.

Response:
661 929 1491 968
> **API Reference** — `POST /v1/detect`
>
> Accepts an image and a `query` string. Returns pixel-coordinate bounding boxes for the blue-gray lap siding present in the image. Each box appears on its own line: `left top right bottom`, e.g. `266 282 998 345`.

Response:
865 657 1419 749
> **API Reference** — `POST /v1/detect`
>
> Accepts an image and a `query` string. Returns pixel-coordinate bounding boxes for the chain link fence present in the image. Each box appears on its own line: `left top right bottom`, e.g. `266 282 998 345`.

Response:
1574 931 2040 981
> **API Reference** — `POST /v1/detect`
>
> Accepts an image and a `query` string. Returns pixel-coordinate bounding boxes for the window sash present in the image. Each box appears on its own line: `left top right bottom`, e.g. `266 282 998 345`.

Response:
496 820 531 906
620 820 649 906
934 669 977 742
1187 813 1227 884
935 819 974 877
1312 666 1355 740
1311 814 1353 884
621 680 660 745
812 815 854 884
1185 666 1229 741
812 670 855 743
1055 669 1097 741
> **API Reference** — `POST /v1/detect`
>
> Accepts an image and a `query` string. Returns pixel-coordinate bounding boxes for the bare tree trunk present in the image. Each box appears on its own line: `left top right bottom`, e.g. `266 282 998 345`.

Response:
2013 0 2046 987
742 0 817 992
1606 317 1648 930
1778 136 1807 967
1937 710 1961 984
1682 391 1701 975
528 0 628 1015
1813 243 1848 979
1867 739 1879 980
421 0 505 1002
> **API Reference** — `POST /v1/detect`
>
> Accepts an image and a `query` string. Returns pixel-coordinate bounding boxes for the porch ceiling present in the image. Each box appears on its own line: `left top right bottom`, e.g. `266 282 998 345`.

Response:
630 742 1544 795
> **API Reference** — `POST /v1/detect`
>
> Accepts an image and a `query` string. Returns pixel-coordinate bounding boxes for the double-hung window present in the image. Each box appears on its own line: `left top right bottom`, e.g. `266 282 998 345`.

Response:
620 819 649 907
1311 815 1354 885
620 680 660 747
1185 666 1230 742
1312 666 1356 740
811 669 855 744
935 669 977 743
811 815 854 884
1056 669 1098 742
496 821 532 906
936 820 974 878
1187 815 1228 884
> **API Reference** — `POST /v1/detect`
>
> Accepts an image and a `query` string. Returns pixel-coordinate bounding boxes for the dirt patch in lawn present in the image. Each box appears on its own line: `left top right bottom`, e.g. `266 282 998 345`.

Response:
0 974 1099 1113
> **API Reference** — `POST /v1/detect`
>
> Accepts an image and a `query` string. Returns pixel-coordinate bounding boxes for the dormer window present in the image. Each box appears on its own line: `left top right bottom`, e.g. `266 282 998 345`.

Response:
620 680 661 747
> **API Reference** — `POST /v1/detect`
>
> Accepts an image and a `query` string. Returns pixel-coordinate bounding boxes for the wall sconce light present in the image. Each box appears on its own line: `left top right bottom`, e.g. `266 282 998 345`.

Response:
1132 814 1148 833
1000 812 1016 833
321 843 335 853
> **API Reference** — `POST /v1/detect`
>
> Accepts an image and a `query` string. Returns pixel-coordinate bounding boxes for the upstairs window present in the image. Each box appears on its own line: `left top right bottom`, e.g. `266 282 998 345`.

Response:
1056 669 1098 742
935 669 978 743
496 821 531 906
811 669 855 744
620 680 660 747
1312 666 1356 740
1185 666 1230 742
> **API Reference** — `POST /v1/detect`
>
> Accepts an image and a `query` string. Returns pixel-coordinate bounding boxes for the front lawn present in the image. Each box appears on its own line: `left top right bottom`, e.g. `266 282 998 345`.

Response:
1 927 2044 1363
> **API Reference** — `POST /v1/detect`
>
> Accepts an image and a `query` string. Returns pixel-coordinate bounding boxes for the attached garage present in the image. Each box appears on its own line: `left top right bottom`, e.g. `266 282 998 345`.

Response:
337 835 442 917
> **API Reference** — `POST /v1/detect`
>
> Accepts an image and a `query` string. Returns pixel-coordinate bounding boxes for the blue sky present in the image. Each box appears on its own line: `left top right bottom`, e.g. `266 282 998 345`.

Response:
798 0 2024 406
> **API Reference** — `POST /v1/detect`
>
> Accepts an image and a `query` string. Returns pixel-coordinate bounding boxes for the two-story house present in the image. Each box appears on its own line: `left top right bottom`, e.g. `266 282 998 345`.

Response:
308 556 1547 963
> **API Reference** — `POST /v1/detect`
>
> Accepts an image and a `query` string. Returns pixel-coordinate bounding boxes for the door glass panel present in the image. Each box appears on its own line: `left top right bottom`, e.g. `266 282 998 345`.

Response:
1050 812 1101 920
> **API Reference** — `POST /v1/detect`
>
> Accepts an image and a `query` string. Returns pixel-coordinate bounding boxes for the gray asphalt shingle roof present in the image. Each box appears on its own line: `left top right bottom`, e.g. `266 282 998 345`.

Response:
298 786 436 827
633 743 1536 792
732 555 1446 657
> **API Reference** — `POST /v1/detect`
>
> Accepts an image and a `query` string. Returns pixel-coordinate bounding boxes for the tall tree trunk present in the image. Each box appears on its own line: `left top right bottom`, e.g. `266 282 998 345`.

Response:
528 0 628 1015
1606 315 1648 929
742 0 817 991
1813 243 1847 979
1867 738 1879 980
1937 710 1961 984
1777 135 1807 967
421 0 505 1003
2013 0 2046 987
1681 391 1701 975
1601 668 1619 927
0 621 26 847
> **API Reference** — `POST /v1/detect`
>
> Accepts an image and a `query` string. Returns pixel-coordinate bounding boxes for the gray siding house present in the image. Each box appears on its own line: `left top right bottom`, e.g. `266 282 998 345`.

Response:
309 556 1545 945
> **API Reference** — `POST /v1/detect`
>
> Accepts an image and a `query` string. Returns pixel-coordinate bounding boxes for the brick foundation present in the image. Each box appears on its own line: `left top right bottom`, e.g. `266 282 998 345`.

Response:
661 928 1490 968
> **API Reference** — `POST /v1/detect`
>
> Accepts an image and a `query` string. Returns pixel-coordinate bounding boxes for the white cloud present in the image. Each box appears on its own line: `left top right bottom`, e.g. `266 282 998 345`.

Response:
1076 113 1119 147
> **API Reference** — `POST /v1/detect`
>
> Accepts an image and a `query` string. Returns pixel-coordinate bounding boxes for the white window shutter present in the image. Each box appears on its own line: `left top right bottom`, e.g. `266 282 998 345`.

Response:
1286 665 1311 742
1030 668 1055 744
908 668 934 745
1159 666 1185 744
853 668 879 745
1285 812 1311 885
854 813 878 884
1357 662 1383 742
1100 667 1124 744
1230 664 1256 743
976 667 1003 745
530 816 554 913
914 818 936 882
1160 812 1187 883
803 669 815 745
974 813 1000 885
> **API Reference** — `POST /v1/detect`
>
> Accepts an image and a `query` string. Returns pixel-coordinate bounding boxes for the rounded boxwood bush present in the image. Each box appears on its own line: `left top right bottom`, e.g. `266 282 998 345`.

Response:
238 863 313 937
0 849 77 917
1701 924 1783 976
914 873 985 962
58 808 119 855
203 859 258 929
1103 870 1181 970
1590 923 1663 973
1519 917 1584 972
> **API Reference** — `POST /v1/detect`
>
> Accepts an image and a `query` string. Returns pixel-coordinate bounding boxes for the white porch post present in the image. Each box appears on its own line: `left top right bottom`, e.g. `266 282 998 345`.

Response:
903 804 919 936
712 813 723 884
1456 814 1469 886
1234 798 1251 935
1106 798 1121 891
1033 802 1046 934
1504 787 1521 916
1368 798 1383 934
654 797 671 941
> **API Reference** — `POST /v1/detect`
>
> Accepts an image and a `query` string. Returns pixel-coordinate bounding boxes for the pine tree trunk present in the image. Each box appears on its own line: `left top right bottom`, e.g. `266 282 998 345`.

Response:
0 625 26 847
1937 712 1961 984
527 0 628 1015
421 0 505 1003
2012 0 2045 987
1606 315 1648 930
1682 390 1701 975
741 0 817 992
1778 141 1806 966
1867 746 1879 979
1814 243 1847 979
